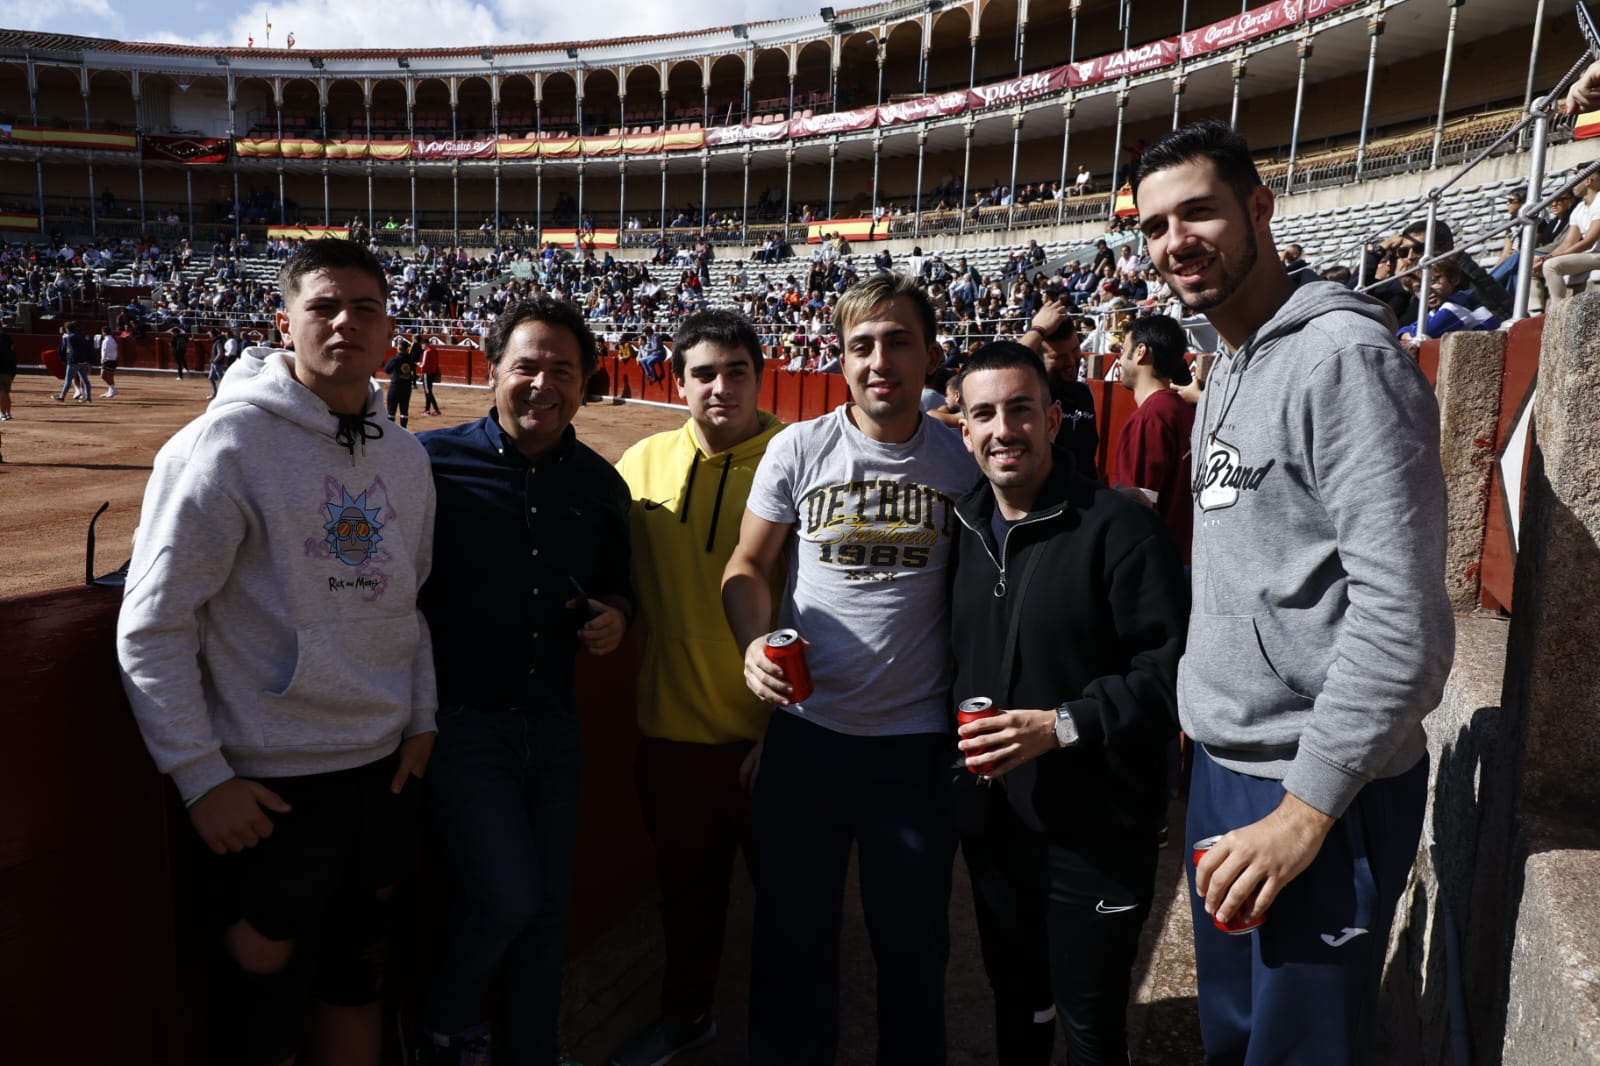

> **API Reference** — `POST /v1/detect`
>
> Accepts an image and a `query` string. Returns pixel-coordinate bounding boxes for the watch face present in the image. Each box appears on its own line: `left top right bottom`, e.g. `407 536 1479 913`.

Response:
1055 708 1079 747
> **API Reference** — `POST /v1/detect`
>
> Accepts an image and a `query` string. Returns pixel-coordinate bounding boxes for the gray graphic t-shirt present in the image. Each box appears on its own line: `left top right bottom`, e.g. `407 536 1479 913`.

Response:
746 404 979 736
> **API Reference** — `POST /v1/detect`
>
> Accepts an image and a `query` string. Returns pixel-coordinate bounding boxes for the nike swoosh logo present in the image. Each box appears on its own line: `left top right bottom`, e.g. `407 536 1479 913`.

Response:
1095 900 1139 915
642 500 668 510
1320 927 1369 948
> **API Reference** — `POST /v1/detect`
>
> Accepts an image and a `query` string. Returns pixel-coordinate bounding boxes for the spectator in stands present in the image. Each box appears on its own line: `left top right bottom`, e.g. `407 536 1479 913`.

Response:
1488 191 1527 287
1074 164 1092 195
1133 118 1450 1066
1280 243 1318 289
1018 296 1099 478
1537 172 1600 306
1398 259 1502 350
1111 313 1195 564
639 329 669 384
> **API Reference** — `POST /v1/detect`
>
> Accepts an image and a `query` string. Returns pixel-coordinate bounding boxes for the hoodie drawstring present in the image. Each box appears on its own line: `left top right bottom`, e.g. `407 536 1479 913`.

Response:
677 449 736 552
332 408 385 464
706 453 733 553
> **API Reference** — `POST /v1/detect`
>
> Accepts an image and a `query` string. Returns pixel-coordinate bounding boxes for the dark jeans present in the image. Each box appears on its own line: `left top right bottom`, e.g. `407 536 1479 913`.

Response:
1185 745 1428 1066
959 781 1155 1066
748 711 956 1066
57 362 91 399
636 737 755 1023
424 704 583 1066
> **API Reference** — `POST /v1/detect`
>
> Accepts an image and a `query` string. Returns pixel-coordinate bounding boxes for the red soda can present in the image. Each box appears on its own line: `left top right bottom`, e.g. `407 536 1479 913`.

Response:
1191 835 1266 935
956 697 1000 774
764 629 814 703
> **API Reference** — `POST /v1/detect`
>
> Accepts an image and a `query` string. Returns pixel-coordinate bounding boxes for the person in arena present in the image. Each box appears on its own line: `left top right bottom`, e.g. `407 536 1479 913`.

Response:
949 340 1186 1065
1133 119 1452 1066
416 296 633 1066
722 272 977 1064
116 238 438 1066
609 309 786 1066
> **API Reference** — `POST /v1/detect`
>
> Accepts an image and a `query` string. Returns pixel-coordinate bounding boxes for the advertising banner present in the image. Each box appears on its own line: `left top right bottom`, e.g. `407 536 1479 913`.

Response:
967 66 1072 109
1069 39 1179 86
141 134 230 165
705 122 790 146
877 91 969 127
413 138 497 159
789 106 878 138
1181 0 1303 58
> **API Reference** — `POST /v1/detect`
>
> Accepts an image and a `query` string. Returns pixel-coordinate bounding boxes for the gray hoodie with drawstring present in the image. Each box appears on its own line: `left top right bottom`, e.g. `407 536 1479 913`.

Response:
1177 281 1453 818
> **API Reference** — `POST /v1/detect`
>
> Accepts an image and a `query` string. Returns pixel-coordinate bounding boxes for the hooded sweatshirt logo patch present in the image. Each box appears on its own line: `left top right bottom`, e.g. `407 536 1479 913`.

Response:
1197 435 1275 512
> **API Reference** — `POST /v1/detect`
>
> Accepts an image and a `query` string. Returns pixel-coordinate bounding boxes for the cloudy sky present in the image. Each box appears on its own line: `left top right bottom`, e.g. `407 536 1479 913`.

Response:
0 0 824 49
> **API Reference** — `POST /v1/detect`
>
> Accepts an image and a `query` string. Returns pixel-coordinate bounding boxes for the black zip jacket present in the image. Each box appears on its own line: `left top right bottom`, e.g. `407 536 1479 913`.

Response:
949 446 1188 840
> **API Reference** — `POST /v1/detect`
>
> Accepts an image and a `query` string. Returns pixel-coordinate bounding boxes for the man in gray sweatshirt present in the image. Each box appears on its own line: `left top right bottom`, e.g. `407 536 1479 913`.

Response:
1132 121 1452 1065
117 239 437 1066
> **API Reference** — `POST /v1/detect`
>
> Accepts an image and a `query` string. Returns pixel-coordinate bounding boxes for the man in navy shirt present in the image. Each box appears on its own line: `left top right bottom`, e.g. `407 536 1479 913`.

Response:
416 296 633 1066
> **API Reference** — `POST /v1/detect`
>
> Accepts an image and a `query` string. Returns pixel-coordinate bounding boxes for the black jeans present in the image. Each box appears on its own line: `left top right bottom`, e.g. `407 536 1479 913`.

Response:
960 780 1156 1066
423 705 583 1066
748 711 956 1065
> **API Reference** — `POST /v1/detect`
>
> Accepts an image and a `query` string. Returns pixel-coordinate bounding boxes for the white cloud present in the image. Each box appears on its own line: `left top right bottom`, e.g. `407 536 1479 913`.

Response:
132 0 817 50
0 0 118 33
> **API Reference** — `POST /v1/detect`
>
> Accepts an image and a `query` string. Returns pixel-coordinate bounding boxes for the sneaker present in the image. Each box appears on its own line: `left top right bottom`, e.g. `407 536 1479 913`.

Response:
417 1023 492 1066
103 387 118 398
609 1015 718 1066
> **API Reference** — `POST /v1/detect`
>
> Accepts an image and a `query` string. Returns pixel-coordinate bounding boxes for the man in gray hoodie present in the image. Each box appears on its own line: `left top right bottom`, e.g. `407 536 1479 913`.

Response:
1132 121 1452 1065
118 239 437 1066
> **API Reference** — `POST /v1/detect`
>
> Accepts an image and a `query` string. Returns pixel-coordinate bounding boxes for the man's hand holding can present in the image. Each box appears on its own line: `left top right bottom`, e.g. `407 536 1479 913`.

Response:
957 703 1059 777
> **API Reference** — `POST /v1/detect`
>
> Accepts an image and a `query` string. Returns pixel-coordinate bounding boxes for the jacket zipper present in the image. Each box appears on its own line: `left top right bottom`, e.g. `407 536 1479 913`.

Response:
953 506 1059 598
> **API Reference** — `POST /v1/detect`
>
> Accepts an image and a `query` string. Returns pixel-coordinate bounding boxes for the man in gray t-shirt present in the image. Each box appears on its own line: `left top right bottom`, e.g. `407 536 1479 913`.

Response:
724 274 978 1063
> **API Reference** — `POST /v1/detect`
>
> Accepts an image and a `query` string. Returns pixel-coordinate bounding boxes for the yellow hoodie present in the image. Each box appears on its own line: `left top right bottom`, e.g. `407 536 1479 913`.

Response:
616 410 787 744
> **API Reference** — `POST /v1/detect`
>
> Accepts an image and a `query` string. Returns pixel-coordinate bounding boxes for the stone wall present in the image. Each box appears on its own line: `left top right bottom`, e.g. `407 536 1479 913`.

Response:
1382 293 1600 1065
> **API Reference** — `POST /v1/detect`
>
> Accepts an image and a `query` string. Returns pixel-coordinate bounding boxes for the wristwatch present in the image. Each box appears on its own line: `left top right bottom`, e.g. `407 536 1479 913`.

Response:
1054 703 1080 748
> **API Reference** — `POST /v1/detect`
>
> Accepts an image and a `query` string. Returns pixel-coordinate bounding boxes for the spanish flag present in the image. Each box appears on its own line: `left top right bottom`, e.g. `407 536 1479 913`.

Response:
1114 183 1137 217
1574 110 1600 140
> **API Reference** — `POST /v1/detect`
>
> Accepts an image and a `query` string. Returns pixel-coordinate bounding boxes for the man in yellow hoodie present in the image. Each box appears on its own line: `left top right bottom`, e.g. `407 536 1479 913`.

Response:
610 309 785 1066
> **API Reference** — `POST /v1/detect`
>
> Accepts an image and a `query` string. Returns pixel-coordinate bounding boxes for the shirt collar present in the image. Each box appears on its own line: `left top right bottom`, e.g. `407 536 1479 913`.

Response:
480 407 578 466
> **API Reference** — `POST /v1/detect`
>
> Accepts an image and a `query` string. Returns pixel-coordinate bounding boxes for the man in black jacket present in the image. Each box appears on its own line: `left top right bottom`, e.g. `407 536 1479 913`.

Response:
948 341 1188 1066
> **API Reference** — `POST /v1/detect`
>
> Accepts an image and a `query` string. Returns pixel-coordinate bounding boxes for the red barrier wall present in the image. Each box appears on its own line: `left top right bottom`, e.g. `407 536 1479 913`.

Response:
0 585 651 1065
1479 317 1542 613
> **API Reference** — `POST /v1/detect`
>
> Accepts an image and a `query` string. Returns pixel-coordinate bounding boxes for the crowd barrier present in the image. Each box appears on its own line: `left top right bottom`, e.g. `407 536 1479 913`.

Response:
0 578 651 1065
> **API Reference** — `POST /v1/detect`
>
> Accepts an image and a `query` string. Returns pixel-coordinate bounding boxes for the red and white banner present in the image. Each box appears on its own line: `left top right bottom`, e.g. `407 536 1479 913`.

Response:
789 106 878 138
1181 0 1303 58
878 91 969 127
967 66 1073 109
1069 39 1179 87
412 138 496 159
705 122 791 146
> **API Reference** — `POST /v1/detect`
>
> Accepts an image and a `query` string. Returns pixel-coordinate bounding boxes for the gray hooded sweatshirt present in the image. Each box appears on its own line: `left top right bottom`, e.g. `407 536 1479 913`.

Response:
1177 281 1453 818
117 347 438 802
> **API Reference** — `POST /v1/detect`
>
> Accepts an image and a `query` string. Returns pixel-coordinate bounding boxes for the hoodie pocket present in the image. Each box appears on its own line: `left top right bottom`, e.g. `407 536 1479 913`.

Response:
1180 614 1315 745
259 615 420 750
